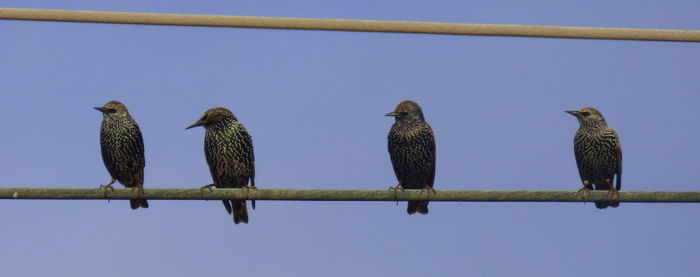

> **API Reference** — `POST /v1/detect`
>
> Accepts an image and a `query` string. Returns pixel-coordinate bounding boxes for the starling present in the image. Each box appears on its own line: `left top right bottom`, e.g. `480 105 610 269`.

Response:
386 100 436 215
94 100 148 209
187 107 256 224
566 107 622 209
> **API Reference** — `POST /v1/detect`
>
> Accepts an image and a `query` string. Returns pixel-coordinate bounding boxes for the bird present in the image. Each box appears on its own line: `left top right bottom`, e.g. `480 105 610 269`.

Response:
386 100 436 215
566 107 622 209
187 107 256 224
94 100 148 209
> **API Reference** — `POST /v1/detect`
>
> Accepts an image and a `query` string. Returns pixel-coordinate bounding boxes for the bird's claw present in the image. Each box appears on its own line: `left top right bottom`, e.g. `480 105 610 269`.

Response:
388 184 403 205
99 184 114 191
577 187 590 202
420 186 436 195
131 186 144 199
99 184 114 200
200 184 215 198
388 184 404 192
241 186 257 199
200 184 215 193
608 188 620 203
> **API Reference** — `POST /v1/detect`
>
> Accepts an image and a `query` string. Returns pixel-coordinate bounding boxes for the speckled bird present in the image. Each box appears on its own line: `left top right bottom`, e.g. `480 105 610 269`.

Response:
187 107 255 224
386 100 436 215
95 100 148 209
566 107 622 209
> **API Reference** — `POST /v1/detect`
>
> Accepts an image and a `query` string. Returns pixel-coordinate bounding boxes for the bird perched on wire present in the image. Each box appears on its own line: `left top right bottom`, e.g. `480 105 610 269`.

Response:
94 100 148 209
187 107 256 224
566 107 622 209
386 100 436 215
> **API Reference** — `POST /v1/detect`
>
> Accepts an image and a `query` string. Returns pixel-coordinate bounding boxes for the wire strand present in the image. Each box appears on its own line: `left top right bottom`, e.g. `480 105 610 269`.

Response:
1 8 700 42
1 188 699 203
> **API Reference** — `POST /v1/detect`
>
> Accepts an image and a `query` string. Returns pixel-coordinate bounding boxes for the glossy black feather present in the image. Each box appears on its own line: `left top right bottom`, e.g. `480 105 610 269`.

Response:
192 107 255 224
97 101 148 209
569 108 622 209
387 101 436 215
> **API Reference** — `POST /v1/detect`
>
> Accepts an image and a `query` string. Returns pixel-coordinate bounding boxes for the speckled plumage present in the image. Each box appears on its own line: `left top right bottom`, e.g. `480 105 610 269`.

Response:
187 107 255 224
386 100 436 215
567 107 622 209
95 100 148 209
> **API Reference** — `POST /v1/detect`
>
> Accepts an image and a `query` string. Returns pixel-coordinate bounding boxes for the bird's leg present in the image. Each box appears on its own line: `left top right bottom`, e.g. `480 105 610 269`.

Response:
240 185 257 199
420 182 436 195
200 184 216 198
606 179 619 202
200 184 216 192
577 180 591 202
246 185 258 210
388 183 404 205
131 184 144 199
99 178 116 191
388 183 404 191
99 178 116 199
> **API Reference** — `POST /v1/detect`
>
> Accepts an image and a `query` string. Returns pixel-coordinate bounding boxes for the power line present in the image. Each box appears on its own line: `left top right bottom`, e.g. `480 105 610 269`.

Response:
1 188 699 203
1 7 699 42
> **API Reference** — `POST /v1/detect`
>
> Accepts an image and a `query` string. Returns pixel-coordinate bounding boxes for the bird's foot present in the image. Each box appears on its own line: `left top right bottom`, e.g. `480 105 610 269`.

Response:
99 183 114 199
241 186 257 199
131 186 144 199
99 184 114 191
200 184 215 192
200 184 215 198
99 178 116 199
577 187 590 202
388 184 404 191
420 185 436 195
388 184 404 205
608 187 620 203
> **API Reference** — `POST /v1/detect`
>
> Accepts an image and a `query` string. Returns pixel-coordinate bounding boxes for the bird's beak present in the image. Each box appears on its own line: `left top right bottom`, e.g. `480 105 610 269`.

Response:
565 110 579 116
385 111 400 117
94 107 107 112
185 120 205 130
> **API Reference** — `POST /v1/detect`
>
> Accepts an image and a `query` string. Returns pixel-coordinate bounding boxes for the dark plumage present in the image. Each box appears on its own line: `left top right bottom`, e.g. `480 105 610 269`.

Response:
566 107 622 209
386 100 436 215
187 107 255 224
95 100 148 209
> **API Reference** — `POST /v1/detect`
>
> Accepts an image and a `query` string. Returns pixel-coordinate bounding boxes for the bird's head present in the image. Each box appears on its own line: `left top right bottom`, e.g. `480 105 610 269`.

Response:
186 107 238 129
385 100 425 122
565 107 606 126
94 100 130 120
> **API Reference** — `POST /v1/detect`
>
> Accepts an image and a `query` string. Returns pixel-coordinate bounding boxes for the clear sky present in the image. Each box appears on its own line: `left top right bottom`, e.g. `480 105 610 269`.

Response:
1 1 699 276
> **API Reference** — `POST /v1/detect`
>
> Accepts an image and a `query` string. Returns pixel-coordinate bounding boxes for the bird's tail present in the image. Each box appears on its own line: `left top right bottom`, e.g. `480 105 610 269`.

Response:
232 200 249 224
130 199 149 209
595 200 620 209
594 182 620 209
407 200 429 215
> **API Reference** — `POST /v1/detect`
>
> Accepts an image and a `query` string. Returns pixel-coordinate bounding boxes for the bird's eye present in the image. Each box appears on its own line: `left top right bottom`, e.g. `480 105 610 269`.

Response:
107 108 118 113
399 112 409 116
580 111 591 117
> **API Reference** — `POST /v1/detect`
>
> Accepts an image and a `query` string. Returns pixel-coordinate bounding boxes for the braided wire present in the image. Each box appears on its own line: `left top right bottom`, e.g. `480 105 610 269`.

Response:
1 188 699 203
1 8 699 42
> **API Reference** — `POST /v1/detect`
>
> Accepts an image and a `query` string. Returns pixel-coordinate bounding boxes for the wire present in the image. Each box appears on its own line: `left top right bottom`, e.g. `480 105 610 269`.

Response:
1 188 699 203
1 8 699 42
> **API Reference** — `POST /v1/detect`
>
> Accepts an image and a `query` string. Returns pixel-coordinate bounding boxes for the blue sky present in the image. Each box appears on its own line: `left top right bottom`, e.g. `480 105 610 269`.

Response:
1 1 699 276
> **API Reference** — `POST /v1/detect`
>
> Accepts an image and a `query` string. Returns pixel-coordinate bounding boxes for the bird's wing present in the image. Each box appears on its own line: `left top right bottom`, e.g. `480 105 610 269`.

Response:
614 133 622 191
573 137 588 185
240 129 255 183
131 123 146 185
387 127 400 177
424 124 436 188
